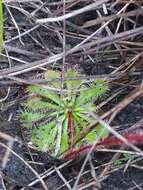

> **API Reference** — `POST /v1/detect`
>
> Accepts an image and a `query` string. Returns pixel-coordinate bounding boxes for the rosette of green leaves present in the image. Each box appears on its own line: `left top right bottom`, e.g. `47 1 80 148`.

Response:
21 69 108 157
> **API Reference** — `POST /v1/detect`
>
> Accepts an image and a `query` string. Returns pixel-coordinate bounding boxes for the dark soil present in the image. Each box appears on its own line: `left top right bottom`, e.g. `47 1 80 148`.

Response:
0 1 143 190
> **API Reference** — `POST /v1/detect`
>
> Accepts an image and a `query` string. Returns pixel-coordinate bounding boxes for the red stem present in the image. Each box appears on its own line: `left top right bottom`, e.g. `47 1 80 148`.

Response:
65 128 143 160
68 110 74 150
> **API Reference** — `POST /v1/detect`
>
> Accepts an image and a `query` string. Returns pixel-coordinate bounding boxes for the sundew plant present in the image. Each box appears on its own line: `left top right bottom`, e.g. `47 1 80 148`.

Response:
21 69 108 158
0 0 3 52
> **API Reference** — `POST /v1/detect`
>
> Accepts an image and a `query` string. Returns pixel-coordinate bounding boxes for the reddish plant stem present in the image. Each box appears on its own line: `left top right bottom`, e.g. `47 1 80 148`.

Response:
67 110 74 150
65 129 143 160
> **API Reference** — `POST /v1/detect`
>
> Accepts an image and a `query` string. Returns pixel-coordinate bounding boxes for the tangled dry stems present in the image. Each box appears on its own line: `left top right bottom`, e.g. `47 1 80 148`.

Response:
0 0 143 189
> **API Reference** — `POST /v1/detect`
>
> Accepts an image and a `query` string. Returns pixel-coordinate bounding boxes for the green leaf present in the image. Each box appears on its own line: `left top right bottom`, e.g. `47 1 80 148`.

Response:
44 70 61 88
21 111 44 122
95 124 109 139
79 79 108 104
85 130 98 144
23 96 59 110
65 69 82 92
73 112 92 124
61 118 68 154
72 113 89 135
47 126 58 152
27 85 63 106
93 79 108 95
85 124 109 143
54 114 67 155
32 122 55 152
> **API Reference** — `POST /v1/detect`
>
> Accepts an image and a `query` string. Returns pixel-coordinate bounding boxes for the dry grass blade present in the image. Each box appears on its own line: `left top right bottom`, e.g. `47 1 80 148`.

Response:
82 8 143 28
0 132 14 141
0 172 6 190
75 26 143 52
0 132 15 168
54 167 72 190
1 27 142 79
88 156 101 189
0 143 49 190
0 53 63 79
98 152 121 179
108 81 143 122
36 0 110 23
1 139 14 169
20 161 72 189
